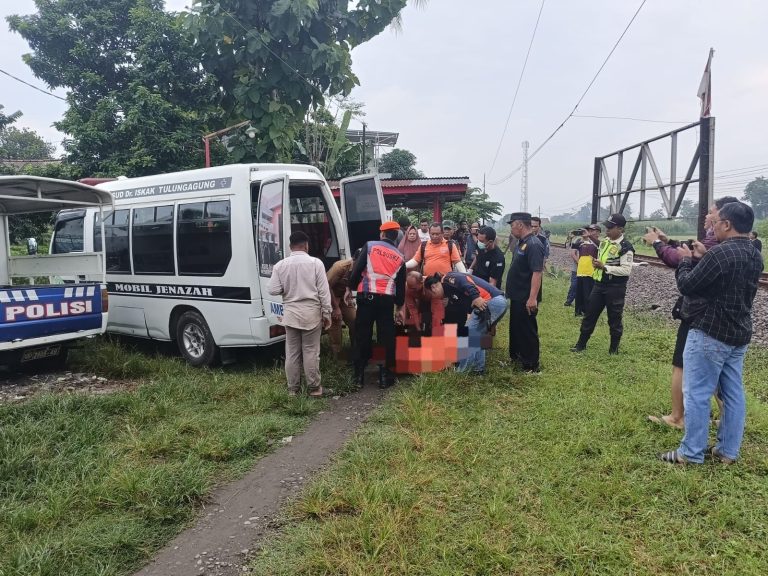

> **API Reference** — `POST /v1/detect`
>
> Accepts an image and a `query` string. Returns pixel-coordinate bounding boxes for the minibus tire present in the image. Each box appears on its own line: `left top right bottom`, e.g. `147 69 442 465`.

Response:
176 311 219 367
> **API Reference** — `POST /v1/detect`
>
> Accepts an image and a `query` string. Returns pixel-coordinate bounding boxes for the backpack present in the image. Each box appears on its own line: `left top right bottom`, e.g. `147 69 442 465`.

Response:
419 240 458 275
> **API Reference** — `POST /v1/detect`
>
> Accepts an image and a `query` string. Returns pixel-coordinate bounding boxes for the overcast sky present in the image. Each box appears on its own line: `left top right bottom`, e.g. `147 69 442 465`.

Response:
2 0 767 218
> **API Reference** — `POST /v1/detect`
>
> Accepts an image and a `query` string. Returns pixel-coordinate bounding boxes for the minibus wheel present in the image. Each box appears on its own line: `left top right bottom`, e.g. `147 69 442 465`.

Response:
176 310 219 366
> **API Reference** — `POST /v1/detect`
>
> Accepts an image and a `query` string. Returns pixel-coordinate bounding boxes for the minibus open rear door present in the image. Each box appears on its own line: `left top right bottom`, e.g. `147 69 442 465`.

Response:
338 174 386 257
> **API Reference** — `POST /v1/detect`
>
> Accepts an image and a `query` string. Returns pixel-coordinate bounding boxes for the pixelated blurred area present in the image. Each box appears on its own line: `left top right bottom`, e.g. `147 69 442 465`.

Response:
371 324 475 374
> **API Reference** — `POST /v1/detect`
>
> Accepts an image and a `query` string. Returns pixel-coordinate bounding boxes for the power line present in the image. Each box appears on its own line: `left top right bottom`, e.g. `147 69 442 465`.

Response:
0 67 67 102
489 0 648 186
715 163 768 175
488 0 546 175
571 114 689 124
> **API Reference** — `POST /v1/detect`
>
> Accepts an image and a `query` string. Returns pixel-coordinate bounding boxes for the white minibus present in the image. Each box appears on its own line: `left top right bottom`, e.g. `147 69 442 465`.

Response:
51 164 385 366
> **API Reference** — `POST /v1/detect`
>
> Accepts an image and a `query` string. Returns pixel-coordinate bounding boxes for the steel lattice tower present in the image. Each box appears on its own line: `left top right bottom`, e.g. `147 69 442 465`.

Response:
520 140 529 212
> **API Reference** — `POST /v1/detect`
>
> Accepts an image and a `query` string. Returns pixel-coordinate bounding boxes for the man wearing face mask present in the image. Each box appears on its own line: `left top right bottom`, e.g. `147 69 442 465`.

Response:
469 226 505 287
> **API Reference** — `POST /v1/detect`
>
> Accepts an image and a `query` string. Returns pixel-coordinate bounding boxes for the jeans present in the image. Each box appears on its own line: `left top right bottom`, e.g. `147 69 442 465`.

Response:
566 271 577 303
678 329 748 463
458 295 508 372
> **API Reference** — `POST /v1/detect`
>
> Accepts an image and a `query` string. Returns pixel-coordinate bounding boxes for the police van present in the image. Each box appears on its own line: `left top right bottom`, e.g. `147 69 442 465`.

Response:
50 164 385 366
0 176 111 368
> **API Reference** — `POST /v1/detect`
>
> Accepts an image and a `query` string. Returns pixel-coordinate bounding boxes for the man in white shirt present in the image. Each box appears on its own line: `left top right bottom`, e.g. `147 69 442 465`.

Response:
417 219 431 242
268 231 332 396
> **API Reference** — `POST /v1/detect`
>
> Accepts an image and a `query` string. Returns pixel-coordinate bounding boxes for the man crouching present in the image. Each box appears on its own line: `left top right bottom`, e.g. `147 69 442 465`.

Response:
424 271 508 374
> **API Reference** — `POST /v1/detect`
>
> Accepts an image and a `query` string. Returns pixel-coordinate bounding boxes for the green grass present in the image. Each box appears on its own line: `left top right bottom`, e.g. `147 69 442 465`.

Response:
250 272 768 575
0 337 355 576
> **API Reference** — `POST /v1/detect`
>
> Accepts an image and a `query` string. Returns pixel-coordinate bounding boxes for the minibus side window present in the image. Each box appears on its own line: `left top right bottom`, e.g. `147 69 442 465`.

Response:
255 181 285 277
177 200 232 276
100 209 131 273
52 213 85 253
132 205 175 274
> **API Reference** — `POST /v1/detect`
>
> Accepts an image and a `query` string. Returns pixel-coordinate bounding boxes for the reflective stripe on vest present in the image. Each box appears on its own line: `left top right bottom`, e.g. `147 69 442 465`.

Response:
358 241 404 296
593 239 624 282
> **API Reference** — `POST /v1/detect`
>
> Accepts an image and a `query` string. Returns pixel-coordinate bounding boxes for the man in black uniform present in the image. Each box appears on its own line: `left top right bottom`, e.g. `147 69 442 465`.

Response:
571 214 634 354
346 221 406 388
505 212 545 373
469 226 505 287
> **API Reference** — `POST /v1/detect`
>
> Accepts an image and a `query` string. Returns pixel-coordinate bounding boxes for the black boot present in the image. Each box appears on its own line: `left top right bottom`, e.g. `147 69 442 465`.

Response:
378 366 396 389
570 334 588 352
352 364 365 390
609 336 621 355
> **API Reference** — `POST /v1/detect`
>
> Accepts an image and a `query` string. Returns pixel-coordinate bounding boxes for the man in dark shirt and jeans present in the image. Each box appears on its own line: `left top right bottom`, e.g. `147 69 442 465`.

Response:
505 212 545 373
659 202 764 465
470 226 505 287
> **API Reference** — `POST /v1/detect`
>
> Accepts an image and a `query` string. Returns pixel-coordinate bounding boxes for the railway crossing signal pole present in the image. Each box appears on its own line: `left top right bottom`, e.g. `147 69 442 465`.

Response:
698 116 715 240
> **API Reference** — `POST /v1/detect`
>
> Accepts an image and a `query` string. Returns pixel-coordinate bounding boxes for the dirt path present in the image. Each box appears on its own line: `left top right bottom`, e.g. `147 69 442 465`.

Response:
133 382 386 576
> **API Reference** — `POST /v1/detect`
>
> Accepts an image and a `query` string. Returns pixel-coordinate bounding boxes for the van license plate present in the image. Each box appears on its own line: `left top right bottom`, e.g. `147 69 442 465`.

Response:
21 345 61 363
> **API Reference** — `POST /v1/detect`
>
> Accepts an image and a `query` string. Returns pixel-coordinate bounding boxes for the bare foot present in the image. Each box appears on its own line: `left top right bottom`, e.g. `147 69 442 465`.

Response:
647 414 684 430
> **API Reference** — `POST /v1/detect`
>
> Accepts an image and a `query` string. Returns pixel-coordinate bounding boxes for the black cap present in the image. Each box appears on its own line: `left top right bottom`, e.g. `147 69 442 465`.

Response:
604 213 626 228
586 223 602 231
506 212 532 224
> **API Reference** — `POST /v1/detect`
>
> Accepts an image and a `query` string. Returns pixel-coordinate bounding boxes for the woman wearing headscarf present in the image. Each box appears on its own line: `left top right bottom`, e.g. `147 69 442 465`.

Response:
398 225 421 261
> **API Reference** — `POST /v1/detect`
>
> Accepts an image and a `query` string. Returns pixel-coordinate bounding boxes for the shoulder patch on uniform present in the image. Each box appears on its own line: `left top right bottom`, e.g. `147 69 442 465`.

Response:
625 252 633 263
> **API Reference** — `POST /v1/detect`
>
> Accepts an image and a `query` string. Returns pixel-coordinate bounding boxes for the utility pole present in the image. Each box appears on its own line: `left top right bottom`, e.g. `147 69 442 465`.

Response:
361 122 367 173
520 140 529 212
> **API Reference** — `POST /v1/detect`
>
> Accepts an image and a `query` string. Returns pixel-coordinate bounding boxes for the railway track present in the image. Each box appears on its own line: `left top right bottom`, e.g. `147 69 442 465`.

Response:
553 243 768 289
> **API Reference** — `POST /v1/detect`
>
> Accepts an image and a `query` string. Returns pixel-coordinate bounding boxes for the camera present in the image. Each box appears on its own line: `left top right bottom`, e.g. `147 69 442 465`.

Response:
682 239 696 249
570 228 585 236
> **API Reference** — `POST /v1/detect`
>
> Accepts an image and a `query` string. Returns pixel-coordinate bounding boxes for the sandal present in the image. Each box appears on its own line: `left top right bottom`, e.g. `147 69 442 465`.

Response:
658 449 689 465
647 415 684 430
709 446 735 465
308 386 324 398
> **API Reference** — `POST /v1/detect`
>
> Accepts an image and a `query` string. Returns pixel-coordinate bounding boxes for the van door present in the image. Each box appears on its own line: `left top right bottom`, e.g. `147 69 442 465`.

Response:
254 175 291 324
338 174 386 256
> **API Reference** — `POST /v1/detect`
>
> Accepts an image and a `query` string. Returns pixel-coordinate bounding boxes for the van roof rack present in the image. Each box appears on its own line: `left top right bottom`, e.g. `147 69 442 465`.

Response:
0 175 113 215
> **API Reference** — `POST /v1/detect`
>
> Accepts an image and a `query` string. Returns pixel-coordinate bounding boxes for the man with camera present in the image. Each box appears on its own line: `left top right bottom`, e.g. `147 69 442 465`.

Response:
424 271 508 374
659 201 763 465
571 214 634 354
643 196 738 430
564 229 582 307
574 224 600 317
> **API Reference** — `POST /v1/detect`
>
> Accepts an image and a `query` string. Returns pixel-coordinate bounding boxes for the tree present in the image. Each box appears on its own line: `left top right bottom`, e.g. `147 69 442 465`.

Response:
292 99 363 180
742 177 768 219
186 0 418 163
8 0 224 177
677 199 697 219
551 202 614 223
649 208 666 219
0 126 55 160
443 187 503 224
378 148 424 179
0 104 22 131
